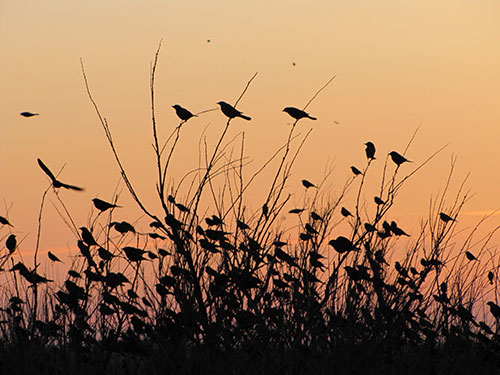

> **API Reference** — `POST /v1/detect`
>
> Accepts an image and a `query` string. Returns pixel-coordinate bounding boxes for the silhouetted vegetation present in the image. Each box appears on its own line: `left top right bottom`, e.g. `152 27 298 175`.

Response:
1 45 499 374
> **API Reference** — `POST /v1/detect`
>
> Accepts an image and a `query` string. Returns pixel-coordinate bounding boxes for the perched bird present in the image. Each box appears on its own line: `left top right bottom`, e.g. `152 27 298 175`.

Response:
374 196 385 205
311 211 323 221
92 198 121 212
6 234 16 253
365 142 376 160
488 271 494 285
302 179 316 189
389 151 412 166
487 301 500 320
282 107 317 121
11 262 52 284
329 236 357 254
123 246 148 262
80 227 98 247
341 207 353 218
350 166 363 176
0 216 13 226
364 223 377 232
47 251 62 263
68 270 82 279
37 158 84 191
390 221 409 236
289 208 305 214
110 221 135 235
20 112 39 117
262 203 269 219
217 101 251 121
172 104 196 122
465 251 477 261
439 212 456 223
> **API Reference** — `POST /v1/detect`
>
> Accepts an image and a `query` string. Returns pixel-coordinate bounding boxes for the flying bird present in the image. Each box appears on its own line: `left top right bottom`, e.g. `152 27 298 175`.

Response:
282 107 317 121
48 251 62 263
37 158 84 191
217 101 251 121
302 179 317 189
365 142 376 160
389 151 412 166
92 198 121 212
172 104 196 122
20 112 39 117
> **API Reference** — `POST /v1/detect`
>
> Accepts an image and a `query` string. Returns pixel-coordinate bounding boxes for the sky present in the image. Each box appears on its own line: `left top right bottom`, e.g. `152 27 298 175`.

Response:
1 0 499 264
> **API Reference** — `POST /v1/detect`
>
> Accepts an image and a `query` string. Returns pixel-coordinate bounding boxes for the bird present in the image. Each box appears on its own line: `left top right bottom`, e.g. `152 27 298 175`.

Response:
389 151 412 166
37 158 84 191
123 246 148 262
110 221 135 235
465 251 477 261
390 221 409 236
6 234 16 253
374 196 385 205
351 166 363 176
487 301 500 320
0 216 13 226
365 142 376 160
20 112 39 117
282 107 316 121
439 212 456 223
172 105 196 122
217 101 251 121
311 211 323 221
289 208 305 214
48 251 62 263
488 271 494 285
80 227 98 247
92 198 121 212
341 207 353 217
302 179 316 188
329 236 357 254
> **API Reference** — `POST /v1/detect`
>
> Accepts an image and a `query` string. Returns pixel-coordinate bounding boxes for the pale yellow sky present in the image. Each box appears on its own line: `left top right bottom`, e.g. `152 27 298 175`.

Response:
1 1 499 259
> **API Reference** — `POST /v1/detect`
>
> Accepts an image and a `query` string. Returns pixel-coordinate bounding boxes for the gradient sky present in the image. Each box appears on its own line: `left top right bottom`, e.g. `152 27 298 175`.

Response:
1 1 499 262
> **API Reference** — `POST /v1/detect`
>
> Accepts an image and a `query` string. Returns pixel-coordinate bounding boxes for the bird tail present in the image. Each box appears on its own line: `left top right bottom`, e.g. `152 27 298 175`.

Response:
240 114 251 121
308 115 317 120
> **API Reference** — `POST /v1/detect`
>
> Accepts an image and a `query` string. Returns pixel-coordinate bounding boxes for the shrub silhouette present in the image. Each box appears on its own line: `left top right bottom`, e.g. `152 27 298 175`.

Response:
1 44 500 374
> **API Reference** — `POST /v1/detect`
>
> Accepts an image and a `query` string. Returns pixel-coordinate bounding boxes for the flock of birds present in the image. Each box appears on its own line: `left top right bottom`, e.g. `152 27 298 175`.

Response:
11 104 500 321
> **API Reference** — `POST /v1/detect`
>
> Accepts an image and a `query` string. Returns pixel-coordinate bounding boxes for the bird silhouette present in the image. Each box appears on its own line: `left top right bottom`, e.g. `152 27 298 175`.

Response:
20 112 39 117
172 104 196 122
302 179 317 188
488 271 494 285
0 216 13 226
217 101 251 121
365 142 376 160
48 251 62 263
341 207 353 217
282 107 316 121
37 158 84 191
350 166 363 176
389 151 412 166
487 301 500 320
390 221 409 236
6 234 16 253
465 251 477 261
92 198 121 212
329 236 357 253
439 212 456 223
110 221 135 235
80 227 98 247
374 196 385 205
289 208 305 214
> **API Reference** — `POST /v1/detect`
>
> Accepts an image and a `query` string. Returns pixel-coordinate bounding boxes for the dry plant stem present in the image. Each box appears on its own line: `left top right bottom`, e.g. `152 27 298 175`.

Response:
81 59 162 226
187 72 258 231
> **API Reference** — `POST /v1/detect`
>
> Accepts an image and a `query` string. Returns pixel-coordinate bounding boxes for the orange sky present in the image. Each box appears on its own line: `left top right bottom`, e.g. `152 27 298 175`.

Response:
1 1 499 263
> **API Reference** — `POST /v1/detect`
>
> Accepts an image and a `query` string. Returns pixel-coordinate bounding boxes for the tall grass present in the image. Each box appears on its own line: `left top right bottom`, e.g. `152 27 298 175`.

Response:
1 45 499 374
